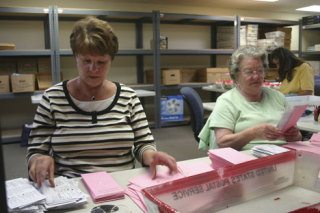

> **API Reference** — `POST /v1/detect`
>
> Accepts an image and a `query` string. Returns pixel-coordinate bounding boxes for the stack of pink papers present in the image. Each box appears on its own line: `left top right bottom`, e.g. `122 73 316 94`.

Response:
310 133 320 147
126 161 213 212
208 147 256 169
283 133 320 154
81 171 125 203
283 141 320 155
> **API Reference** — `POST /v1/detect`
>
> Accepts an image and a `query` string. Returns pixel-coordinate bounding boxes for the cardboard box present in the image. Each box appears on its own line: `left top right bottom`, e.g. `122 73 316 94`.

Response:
162 69 198 85
0 59 16 74
36 72 52 90
37 58 52 73
0 75 10 93
146 69 198 85
0 43 15 50
276 27 292 39
198 67 230 83
11 74 35 93
17 58 37 74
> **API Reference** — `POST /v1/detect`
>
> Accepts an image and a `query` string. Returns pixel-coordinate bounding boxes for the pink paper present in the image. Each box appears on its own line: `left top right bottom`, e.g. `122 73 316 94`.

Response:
208 147 255 169
129 166 185 188
125 186 147 212
283 142 320 155
81 171 124 203
310 133 320 145
277 105 307 132
178 161 213 177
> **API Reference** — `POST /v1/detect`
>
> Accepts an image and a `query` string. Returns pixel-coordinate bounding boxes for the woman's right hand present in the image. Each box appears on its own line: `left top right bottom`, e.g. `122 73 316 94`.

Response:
253 124 282 141
28 155 55 187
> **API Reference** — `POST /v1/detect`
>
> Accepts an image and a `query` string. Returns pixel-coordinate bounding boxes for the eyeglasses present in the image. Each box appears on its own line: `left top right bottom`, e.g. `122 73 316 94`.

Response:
76 56 109 70
241 68 265 77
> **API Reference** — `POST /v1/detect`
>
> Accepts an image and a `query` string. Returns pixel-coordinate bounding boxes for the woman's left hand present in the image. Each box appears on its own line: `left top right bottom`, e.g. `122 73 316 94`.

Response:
143 150 178 179
283 126 302 142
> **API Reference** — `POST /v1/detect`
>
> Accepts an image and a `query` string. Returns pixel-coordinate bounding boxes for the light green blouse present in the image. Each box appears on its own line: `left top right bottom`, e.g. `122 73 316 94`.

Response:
199 87 288 150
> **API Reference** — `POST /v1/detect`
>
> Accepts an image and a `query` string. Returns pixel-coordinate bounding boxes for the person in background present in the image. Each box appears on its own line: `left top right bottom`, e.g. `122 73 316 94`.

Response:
26 16 177 187
270 47 314 96
198 45 302 151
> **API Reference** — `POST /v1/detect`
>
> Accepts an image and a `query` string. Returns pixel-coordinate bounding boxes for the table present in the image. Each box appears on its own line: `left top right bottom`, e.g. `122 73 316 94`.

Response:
297 114 320 132
203 101 215 111
31 89 155 104
54 157 212 213
53 154 320 213
202 85 227 93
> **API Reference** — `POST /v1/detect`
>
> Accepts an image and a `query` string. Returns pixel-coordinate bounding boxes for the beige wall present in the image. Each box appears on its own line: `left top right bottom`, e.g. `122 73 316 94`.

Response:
0 0 307 21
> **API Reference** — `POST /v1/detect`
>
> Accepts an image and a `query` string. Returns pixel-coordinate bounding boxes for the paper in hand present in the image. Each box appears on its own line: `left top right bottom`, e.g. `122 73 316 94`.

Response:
277 105 307 132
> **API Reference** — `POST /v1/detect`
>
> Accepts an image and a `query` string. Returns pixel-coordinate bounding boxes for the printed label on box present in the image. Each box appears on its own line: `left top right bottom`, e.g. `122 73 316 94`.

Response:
161 95 184 122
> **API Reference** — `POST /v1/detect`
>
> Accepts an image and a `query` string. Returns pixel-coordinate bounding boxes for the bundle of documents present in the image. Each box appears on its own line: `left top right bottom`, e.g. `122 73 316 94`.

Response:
252 144 290 158
81 171 125 203
207 147 255 169
6 176 87 212
126 161 213 212
277 105 307 132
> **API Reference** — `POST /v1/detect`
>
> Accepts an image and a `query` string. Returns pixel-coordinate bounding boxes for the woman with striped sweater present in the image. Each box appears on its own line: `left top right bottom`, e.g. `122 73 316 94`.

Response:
27 16 177 187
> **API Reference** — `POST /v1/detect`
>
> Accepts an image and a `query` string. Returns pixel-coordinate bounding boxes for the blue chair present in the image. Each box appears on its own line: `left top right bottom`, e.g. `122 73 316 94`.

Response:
314 75 320 96
180 87 205 142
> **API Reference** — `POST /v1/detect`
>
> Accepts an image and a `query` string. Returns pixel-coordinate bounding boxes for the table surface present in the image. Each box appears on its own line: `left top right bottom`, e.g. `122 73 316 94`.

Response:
202 85 227 93
49 155 320 213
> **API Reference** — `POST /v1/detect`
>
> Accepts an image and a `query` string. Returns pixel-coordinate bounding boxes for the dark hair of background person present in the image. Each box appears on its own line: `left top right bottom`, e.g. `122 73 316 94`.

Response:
0 121 8 213
269 47 304 82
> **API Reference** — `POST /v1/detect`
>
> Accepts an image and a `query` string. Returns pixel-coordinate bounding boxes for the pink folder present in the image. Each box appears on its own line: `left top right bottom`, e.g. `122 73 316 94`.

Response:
81 171 125 203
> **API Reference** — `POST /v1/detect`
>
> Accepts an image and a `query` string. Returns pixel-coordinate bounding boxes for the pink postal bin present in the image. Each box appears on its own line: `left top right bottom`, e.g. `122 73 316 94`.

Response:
142 150 296 213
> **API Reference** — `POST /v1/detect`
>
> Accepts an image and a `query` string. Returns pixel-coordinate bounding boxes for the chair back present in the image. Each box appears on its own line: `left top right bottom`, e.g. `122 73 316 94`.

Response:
315 75 320 96
180 87 204 142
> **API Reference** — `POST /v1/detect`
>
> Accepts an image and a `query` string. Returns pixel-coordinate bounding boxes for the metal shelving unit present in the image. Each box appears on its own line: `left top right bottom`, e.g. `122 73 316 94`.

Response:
299 19 320 60
237 16 299 50
0 6 307 138
154 12 237 127
0 6 55 66
0 6 55 143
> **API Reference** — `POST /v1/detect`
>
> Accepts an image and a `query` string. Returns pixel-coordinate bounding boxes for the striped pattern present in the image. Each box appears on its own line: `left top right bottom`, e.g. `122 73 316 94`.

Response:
27 81 156 177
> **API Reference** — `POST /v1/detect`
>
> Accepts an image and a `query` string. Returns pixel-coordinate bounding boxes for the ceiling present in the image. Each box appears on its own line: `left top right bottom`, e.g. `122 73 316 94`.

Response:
132 0 320 15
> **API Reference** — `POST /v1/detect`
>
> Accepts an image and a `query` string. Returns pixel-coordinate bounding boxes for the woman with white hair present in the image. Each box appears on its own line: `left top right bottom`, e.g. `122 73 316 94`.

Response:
199 45 302 150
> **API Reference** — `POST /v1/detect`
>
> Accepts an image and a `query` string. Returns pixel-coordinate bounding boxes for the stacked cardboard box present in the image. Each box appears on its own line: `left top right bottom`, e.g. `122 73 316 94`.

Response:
0 75 10 93
197 67 230 83
259 27 292 50
36 58 52 90
0 57 53 93
11 73 35 93
246 24 259 46
276 27 292 49
145 69 198 85
240 26 247 46
216 26 235 49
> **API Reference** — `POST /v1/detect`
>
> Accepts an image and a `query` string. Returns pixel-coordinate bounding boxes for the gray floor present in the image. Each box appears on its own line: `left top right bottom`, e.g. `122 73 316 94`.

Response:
2 125 207 180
